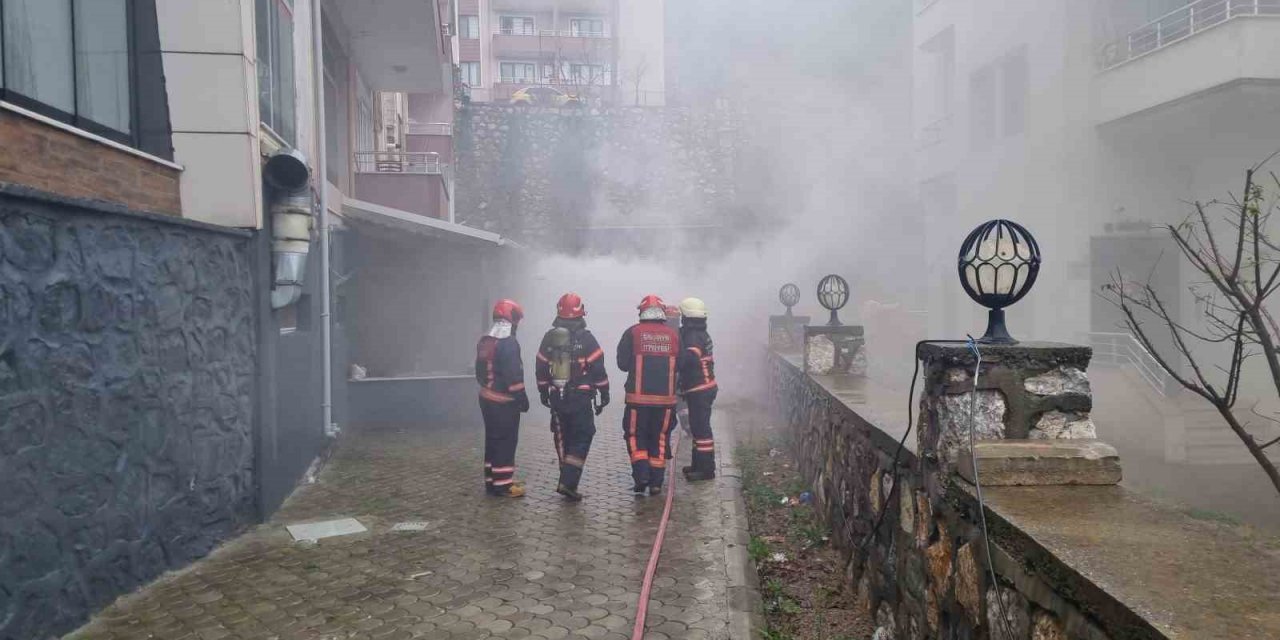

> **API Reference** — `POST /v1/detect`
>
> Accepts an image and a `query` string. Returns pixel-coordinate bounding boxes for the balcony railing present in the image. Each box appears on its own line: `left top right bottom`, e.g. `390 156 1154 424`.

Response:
354 152 443 175
495 28 609 38
1100 0 1280 69
406 122 452 136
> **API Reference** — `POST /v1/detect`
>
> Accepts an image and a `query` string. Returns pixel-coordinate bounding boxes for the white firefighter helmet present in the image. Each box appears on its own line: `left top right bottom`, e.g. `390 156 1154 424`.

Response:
679 297 708 319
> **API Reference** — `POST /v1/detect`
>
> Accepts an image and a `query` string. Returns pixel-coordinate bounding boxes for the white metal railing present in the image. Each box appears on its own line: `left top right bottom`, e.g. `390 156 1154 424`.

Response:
407 122 452 136
495 28 608 38
353 152 442 175
1100 0 1280 69
1083 331 1175 396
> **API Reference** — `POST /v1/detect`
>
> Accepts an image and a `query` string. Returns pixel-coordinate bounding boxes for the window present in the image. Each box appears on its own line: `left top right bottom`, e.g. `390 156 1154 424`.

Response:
1 0 136 141
569 64 605 85
459 15 480 39
969 65 996 151
500 62 536 83
499 16 535 36
322 17 349 184
256 0 295 143
969 45 1027 151
1001 46 1028 137
917 28 954 129
460 62 481 87
570 18 605 37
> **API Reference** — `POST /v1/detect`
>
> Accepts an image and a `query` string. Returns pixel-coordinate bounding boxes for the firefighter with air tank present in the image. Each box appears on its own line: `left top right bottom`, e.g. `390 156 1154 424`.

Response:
536 293 610 502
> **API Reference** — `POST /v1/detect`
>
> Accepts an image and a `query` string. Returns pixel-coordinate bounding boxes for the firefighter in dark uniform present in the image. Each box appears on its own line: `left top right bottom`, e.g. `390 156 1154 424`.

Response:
475 299 530 497
677 297 718 481
617 294 680 496
536 293 610 502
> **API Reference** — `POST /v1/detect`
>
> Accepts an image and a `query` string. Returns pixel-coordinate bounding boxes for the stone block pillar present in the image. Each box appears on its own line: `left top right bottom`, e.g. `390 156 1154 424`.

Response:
803 325 866 375
916 342 1121 485
768 313 810 353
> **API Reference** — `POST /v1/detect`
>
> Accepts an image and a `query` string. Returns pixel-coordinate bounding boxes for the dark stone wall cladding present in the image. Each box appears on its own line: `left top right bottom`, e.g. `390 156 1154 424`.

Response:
0 189 257 639
768 352 1118 640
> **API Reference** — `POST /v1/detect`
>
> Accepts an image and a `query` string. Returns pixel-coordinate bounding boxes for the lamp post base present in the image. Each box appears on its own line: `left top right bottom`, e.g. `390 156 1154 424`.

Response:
978 308 1017 344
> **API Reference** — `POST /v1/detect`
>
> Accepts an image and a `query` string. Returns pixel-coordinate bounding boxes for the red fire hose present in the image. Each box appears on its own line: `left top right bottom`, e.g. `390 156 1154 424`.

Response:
631 430 680 640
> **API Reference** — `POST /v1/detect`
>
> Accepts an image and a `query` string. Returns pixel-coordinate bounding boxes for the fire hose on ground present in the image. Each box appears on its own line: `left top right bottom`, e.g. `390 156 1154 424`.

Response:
631 429 681 640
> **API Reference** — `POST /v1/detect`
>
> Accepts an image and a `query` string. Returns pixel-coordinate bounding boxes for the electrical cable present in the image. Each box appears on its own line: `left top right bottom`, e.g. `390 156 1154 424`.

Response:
965 337 1017 640
852 337 1017 638
857 339 969 556
630 430 680 640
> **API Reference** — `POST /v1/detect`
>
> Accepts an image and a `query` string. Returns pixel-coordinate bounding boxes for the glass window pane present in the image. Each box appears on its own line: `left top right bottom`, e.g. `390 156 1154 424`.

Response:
256 0 273 130
75 0 131 133
4 0 75 113
275 3 295 143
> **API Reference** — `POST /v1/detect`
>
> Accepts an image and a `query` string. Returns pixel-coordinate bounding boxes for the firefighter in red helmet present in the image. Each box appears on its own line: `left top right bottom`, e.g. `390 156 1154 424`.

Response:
475 298 530 497
616 294 680 496
536 293 610 502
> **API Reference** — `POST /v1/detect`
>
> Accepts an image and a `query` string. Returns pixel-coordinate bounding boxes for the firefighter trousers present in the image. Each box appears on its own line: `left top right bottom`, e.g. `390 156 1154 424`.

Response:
480 398 521 494
550 394 596 491
686 388 718 472
622 404 676 488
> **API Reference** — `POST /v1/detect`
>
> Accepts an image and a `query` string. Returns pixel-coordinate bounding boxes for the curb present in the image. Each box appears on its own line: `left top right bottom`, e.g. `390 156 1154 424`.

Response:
717 428 765 639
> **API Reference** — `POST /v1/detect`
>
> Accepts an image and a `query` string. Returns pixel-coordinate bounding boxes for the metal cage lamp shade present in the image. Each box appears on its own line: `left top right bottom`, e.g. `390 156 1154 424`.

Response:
779 283 801 317
816 274 850 326
957 219 1041 344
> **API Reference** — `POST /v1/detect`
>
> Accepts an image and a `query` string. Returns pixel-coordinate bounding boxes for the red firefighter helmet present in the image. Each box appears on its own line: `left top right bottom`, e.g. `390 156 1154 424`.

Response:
492 299 524 325
663 304 680 319
556 293 586 319
637 294 667 320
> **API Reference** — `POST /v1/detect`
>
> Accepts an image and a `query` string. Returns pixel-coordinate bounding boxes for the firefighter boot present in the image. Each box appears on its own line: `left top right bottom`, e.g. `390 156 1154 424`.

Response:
556 456 585 502
683 447 716 481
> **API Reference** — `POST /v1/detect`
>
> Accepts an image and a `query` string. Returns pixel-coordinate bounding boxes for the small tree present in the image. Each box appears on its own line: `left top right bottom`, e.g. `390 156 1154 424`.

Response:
624 56 649 106
1104 161 1280 495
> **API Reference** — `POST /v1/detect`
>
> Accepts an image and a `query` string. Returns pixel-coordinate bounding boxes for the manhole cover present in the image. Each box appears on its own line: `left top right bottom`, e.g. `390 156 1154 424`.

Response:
391 521 431 531
286 518 367 542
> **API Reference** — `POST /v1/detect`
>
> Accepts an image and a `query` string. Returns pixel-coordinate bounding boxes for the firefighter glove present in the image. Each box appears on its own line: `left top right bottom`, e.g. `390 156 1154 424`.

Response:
540 388 551 407
595 388 610 415
515 391 530 414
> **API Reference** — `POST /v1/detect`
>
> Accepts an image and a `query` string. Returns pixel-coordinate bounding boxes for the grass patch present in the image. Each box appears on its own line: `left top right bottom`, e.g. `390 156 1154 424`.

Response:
735 426 874 640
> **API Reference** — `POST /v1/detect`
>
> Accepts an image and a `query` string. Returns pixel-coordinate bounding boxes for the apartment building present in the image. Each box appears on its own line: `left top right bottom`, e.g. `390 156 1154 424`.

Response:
455 0 665 106
910 0 1280 481
0 1 513 637
912 0 1280 343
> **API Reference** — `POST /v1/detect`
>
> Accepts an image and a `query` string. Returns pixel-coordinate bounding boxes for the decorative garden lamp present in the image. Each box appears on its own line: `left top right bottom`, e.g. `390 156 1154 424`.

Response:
957 219 1041 344
816 274 850 327
779 283 801 317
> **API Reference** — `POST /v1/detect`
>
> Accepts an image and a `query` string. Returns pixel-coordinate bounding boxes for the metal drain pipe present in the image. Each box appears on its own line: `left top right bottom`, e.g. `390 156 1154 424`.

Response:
312 0 336 438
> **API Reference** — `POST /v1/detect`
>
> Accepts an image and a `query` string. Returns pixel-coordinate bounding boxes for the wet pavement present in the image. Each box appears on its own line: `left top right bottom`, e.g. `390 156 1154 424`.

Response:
66 405 748 640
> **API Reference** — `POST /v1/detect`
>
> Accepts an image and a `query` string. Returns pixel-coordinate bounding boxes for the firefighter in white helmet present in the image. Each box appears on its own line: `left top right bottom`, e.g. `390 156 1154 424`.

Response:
676 297 718 481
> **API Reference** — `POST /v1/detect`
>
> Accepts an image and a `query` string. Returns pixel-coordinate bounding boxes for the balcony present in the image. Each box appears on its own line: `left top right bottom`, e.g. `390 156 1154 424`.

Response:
329 0 449 91
352 152 453 221
1094 0 1280 125
492 29 613 61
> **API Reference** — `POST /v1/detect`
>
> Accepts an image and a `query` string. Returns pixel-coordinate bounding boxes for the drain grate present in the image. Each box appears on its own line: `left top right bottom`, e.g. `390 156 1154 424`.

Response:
391 521 431 532
285 518 367 542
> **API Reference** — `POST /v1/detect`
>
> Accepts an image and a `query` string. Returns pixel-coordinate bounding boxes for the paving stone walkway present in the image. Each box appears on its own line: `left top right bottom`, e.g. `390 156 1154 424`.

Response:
67 405 750 640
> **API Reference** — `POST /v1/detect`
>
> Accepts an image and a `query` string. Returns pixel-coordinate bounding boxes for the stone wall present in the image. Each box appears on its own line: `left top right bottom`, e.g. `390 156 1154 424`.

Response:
455 103 742 250
0 185 257 639
768 351 1144 640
